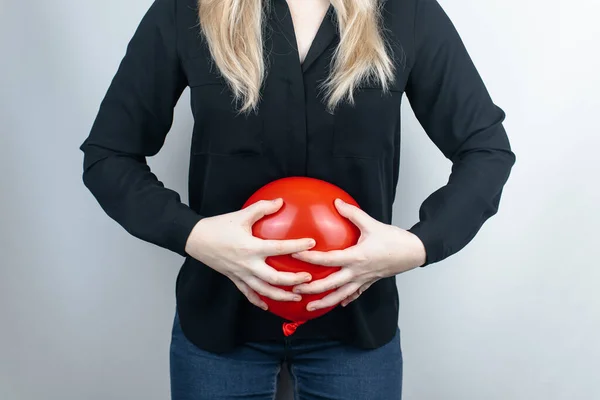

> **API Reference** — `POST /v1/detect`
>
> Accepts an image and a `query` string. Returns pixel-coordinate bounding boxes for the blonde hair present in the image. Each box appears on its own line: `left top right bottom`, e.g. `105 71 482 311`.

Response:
198 0 395 113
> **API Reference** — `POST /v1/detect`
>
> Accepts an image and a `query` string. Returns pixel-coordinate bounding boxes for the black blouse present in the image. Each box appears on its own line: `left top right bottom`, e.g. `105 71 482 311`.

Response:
80 0 515 353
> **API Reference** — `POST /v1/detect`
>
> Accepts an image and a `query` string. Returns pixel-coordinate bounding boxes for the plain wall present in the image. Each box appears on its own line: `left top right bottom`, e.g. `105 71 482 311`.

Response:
1 0 598 399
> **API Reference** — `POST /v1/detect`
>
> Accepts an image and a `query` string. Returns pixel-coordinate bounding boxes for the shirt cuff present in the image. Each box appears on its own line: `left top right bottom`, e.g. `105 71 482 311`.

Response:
408 221 446 267
168 207 204 257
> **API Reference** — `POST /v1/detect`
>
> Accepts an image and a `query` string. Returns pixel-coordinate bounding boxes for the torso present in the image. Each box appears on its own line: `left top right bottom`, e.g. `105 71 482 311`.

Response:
285 0 331 63
85 0 512 354
170 0 413 353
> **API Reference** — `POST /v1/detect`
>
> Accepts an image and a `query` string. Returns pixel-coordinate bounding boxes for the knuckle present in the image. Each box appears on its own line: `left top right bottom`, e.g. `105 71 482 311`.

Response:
236 284 248 295
356 254 369 264
247 280 265 296
231 280 244 292
249 298 261 307
232 265 249 279
316 258 328 266
246 293 258 303
264 286 292 301
268 274 282 286
231 271 246 283
271 292 286 301
274 241 285 255
253 286 268 297
237 242 256 257
262 288 279 300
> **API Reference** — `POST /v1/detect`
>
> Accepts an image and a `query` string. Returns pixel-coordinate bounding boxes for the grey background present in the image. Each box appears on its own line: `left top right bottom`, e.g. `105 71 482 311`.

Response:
1 0 599 399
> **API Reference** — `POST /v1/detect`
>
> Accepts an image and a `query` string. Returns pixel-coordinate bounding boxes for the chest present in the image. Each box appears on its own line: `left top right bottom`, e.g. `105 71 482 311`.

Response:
182 1 407 161
285 0 331 63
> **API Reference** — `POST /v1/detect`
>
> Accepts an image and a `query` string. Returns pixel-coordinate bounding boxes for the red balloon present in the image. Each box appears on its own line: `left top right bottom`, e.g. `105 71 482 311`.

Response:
242 177 361 336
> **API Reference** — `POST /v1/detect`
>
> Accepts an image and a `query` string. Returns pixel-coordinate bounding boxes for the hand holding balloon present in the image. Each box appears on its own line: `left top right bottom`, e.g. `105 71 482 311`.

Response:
185 198 316 310
292 199 427 310
242 177 361 334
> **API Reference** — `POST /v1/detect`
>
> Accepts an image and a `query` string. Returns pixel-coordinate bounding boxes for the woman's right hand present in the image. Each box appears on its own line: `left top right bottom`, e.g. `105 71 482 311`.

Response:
184 198 315 311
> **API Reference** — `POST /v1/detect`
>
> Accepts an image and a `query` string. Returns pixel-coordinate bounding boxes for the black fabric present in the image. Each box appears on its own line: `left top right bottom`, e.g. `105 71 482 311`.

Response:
80 0 515 353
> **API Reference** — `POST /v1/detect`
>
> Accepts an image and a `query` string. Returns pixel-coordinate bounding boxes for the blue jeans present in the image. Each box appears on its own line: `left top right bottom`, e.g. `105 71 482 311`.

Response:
170 313 403 400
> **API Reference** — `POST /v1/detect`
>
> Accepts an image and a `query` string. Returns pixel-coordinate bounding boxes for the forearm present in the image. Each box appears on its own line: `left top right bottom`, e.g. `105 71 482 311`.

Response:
409 143 515 265
81 147 203 256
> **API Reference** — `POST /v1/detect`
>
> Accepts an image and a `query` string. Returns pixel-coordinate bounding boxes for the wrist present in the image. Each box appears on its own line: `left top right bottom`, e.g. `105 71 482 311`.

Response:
395 226 427 269
185 218 208 258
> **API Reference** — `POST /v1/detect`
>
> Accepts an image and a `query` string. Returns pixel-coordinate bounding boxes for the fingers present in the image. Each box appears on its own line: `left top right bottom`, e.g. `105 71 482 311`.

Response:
260 237 316 256
244 198 284 225
292 269 353 294
341 291 361 307
252 263 312 287
292 247 364 267
334 198 373 232
306 282 361 311
341 282 373 307
231 278 268 310
245 276 303 302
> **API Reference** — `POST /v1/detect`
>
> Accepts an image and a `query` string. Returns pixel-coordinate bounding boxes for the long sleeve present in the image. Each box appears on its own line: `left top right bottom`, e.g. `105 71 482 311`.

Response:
405 0 516 265
79 0 202 257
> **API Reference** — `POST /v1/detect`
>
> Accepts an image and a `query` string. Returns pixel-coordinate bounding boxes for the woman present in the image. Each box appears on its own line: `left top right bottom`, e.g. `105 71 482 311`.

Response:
80 0 515 398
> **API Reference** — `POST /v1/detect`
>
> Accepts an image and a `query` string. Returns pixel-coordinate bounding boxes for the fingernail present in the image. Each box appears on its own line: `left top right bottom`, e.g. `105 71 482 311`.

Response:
293 287 302 293
293 296 302 301
302 274 312 282
308 240 316 247
307 305 316 311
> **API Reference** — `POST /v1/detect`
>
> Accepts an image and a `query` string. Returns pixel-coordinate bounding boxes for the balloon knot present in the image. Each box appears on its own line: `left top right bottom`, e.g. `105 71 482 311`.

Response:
282 321 306 336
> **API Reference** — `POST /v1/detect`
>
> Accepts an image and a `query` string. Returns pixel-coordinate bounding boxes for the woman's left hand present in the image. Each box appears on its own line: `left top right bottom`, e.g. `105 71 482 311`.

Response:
291 199 427 311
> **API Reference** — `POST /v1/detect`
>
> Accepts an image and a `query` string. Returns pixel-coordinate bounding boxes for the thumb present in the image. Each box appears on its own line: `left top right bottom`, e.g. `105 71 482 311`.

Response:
335 198 371 232
245 198 284 225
